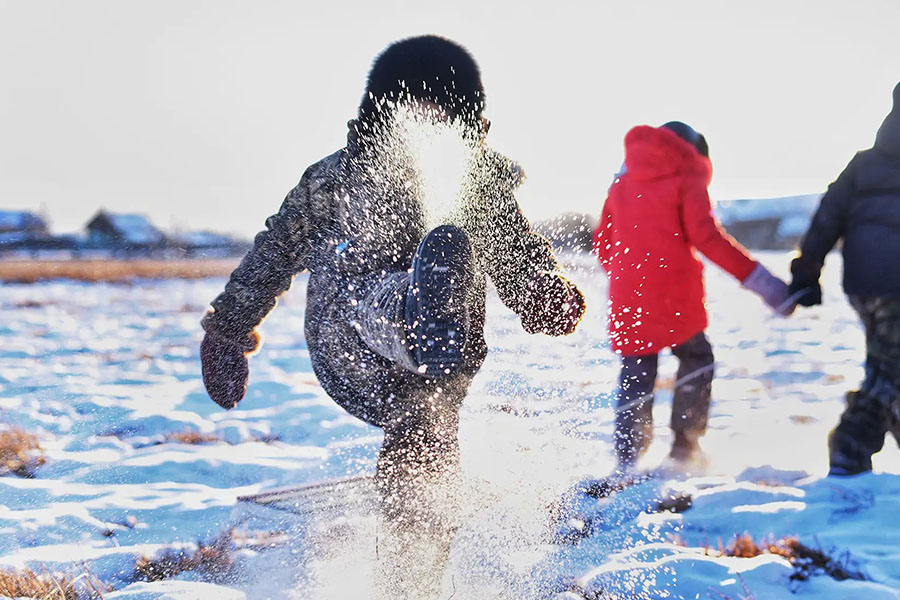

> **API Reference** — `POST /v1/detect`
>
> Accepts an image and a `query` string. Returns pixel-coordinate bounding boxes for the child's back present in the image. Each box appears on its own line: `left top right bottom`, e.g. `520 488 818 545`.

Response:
596 125 756 356
594 122 790 471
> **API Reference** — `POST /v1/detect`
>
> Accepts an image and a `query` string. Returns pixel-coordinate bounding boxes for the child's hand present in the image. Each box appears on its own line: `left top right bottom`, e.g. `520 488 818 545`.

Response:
742 263 795 316
200 332 250 409
788 279 822 307
521 273 586 336
788 257 823 307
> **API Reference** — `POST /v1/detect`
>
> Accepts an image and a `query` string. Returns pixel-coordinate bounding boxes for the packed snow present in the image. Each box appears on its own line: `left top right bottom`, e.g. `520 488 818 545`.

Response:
0 251 898 599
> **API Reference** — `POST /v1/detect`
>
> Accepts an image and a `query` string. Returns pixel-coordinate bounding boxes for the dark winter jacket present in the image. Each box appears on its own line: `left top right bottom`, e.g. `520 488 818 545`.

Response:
202 121 574 425
792 84 900 299
593 125 756 357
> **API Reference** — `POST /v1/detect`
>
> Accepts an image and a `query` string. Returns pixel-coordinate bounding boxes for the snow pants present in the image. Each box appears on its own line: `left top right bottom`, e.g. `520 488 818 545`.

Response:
829 295 900 473
614 332 714 465
306 265 484 600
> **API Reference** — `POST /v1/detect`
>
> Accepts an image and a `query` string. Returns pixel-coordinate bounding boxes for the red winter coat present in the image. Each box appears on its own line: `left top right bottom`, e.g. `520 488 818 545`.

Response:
593 125 756 357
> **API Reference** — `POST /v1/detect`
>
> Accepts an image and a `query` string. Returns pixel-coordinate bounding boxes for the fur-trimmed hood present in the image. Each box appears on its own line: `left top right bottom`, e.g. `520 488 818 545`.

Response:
623 125 713 185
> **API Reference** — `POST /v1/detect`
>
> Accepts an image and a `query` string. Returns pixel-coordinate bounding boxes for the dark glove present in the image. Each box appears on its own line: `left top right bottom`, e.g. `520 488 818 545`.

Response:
521 273 586 336
789 257 823 307
741 263 795 316
788 278 822 307
200 332 251 409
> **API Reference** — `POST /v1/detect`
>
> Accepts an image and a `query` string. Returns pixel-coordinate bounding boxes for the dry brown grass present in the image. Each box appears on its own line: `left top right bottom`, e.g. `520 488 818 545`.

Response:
135 530 235 583
704 534 866 582
0 428 46 477
163 430 223 445
134 528 289 584
0 565 109 599
135 429 280 448
0 258 239 283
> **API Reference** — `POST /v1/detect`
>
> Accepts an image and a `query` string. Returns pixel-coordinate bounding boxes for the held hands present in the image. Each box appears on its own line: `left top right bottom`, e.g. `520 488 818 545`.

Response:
788 257 823 307
788 279 822 307
521 273 586 336
742 263 795 316
200 331 251 409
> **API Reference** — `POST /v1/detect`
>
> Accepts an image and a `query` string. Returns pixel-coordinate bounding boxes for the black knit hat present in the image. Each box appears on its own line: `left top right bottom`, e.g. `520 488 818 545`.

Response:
661 121 709 158
358 35 485 126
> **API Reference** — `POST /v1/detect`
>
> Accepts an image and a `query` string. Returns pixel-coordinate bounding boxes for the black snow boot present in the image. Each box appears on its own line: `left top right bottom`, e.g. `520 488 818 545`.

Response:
669 429 701 463
406 225 474 378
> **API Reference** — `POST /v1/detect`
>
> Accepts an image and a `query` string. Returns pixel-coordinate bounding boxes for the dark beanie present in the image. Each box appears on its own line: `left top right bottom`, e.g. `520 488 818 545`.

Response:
661 121 709 158
358 35 485 126
893 81 900 108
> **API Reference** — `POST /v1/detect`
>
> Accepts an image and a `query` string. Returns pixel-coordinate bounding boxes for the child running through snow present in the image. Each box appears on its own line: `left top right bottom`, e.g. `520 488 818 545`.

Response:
199 35 584 598
594 122 793 473
790 82 900 476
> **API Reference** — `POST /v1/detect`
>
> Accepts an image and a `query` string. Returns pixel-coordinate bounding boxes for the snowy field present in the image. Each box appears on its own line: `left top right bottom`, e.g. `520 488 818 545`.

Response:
0 251 898 600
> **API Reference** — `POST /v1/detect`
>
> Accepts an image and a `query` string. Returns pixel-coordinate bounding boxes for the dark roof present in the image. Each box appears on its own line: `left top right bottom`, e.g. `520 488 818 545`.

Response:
0 210 47 232
87 211 166 245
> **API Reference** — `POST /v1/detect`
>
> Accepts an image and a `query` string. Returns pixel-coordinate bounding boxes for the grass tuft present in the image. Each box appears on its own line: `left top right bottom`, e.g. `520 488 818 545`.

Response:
135 532 234 583
163 430 223 445
134 528 290 584
0 428 46 478
0 565 110 599
705 533 866 583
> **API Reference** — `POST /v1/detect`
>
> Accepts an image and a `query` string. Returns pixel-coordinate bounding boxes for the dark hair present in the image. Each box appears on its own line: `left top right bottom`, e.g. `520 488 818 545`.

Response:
358 35 485 127
661 120 709 158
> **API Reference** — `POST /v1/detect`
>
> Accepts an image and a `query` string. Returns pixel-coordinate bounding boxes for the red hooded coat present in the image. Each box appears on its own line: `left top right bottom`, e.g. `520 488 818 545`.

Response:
594 125 756 357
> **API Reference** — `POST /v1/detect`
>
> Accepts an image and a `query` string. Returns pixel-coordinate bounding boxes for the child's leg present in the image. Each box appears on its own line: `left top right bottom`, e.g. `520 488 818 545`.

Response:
375 381 468 599
669 332 715 448
614 353 659 469
354 225 474 378
830 296 900 474
355 270 421 372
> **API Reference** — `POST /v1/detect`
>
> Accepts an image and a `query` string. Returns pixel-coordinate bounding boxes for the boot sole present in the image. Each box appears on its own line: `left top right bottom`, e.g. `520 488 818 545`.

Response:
406 225 473 378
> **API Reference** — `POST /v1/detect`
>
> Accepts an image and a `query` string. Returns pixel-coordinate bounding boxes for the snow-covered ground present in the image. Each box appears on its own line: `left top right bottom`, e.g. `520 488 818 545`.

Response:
0 251 898 599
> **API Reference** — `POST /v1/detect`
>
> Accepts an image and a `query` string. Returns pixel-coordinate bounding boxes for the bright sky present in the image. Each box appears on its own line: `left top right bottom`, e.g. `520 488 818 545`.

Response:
1 0 898 237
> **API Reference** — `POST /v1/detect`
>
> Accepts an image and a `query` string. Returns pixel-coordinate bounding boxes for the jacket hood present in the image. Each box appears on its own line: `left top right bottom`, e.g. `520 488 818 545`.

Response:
623 125 712 184
874 83 900 160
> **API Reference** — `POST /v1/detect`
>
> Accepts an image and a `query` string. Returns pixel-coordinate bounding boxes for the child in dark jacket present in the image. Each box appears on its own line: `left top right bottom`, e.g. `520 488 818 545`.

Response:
790 82 900 476
200 35 584 597
594 122 792 472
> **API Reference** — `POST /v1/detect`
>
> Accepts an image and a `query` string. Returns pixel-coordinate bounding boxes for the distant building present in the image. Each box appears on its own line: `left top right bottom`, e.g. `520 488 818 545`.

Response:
716 194 821 250
173 230 249 257
85 210 167 251
534 213 599 254
0 210 50 245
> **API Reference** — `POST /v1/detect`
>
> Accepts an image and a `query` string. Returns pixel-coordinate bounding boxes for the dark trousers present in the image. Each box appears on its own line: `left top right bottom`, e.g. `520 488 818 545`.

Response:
829 296 900 473
614 332 715 465
354 269 470 600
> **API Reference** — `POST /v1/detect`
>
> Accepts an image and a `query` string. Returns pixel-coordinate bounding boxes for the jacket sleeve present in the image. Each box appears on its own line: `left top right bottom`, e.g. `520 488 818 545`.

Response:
791 154 858 285
679 177 757 281
201 168 323 350
469 154 582 335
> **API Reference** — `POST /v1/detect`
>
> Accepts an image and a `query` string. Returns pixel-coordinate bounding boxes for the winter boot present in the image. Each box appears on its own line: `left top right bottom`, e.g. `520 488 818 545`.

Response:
614 416 653 473
406 225 474 378
669 429 701 463
828 390 880 476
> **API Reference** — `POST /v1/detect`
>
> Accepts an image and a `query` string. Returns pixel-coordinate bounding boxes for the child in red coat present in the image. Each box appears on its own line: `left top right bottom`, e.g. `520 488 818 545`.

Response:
594 121 792 471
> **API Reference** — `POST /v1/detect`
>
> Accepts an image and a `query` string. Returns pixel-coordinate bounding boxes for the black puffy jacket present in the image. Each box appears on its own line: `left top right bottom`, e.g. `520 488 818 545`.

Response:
792 83 900 299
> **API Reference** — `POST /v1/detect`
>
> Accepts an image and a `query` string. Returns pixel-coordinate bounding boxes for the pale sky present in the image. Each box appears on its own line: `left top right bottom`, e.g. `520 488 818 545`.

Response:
1 0 898 237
